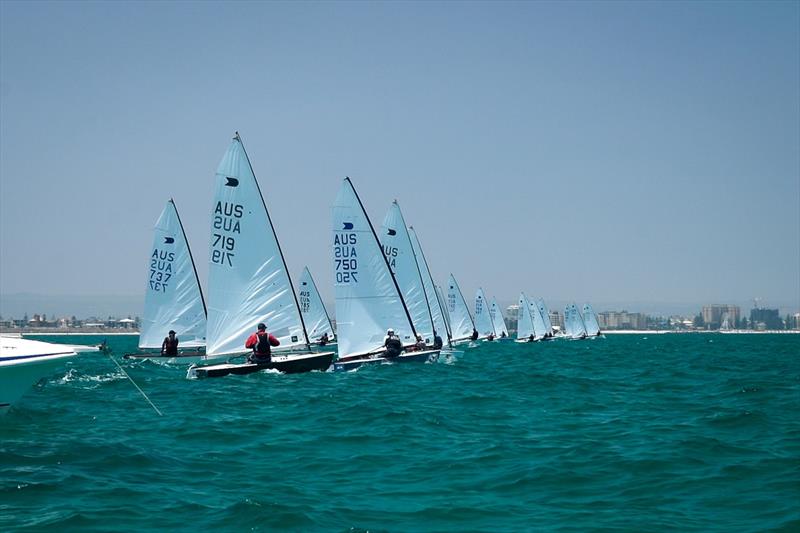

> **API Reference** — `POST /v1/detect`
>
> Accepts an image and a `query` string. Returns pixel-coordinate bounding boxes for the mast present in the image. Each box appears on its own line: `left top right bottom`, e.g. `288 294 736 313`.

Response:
235 132 311 348
409 225 448 341
392 202 436 339
305 267 336 340
345 178 418 342
170 198 207 317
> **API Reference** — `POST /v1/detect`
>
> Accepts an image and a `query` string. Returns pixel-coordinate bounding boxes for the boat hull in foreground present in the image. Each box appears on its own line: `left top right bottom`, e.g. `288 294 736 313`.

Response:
1 338 76 412
189 351 335 378
333 349 439 372
123 351 208 364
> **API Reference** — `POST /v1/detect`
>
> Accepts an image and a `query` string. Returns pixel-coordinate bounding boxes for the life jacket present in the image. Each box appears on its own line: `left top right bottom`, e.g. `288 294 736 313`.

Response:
254 331 272 355
385 336 403 357
164 337 178 355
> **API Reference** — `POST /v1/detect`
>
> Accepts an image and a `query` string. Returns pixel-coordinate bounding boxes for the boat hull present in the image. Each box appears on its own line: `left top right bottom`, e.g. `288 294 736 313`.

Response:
123 351 208 364
0 353 75 412
333 349 439 372
190 351 335 378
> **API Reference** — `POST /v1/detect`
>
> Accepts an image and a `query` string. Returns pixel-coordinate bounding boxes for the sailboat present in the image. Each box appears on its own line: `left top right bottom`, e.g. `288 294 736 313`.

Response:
529 295 549 341
446 274 477 344
124 199 207 362
380 201 436 345
536 298 555 339
298 267 337 348
435 284 454 345
474 288 496 340
190 133 333 378
408 226 451 348
564 303 588 340
582 303 602 337
489 297 509 339
331 178 440 371
515 293 538 342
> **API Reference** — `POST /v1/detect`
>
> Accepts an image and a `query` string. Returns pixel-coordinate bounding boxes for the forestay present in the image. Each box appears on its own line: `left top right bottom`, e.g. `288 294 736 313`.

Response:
332 178 417 358
408 226 449 345
474 288 495 338
298 267 336 342
380 202 435 343
206 134 308 357
446 274 475 342
516 293 535 340
139 199 207 349
582 303 601 336
490 297 509 337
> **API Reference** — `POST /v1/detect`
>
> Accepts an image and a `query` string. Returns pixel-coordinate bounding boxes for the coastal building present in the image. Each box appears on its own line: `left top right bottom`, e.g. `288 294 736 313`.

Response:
549 310 563 330
597 310 648 330
506 304 520 321
750 307 782 330
701 305 740 329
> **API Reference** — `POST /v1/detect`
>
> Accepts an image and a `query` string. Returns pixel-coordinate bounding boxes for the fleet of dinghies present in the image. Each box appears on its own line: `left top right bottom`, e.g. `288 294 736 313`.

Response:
127 132 602 379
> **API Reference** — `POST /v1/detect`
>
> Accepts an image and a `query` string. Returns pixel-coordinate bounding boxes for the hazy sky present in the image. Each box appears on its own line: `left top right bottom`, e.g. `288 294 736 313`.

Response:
1 1 798 316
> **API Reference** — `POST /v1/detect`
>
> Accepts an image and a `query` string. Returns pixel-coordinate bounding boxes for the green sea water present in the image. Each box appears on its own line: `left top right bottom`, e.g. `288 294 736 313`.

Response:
2 334 799 532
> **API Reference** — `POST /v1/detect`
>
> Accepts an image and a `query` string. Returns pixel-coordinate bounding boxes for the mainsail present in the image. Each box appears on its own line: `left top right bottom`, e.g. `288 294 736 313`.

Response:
516 293 535 340
474 288 495 338
380 202 435 343
530 297 548 340
408 226 449 345
446 274 476 342
564 303 588 339
436 285 453 342
298 266 336 343
206 133 308 357
537 298 554 336
332 178 417 359
489 297 509 337
139 199 207 349
582 303 601 336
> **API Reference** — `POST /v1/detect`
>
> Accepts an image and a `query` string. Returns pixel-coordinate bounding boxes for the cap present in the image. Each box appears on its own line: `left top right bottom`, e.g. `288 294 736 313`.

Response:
169 330 176 335
257 323 266 330
387 328 394 334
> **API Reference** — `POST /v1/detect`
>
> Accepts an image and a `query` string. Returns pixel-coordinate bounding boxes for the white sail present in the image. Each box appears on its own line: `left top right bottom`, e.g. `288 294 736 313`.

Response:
298 267 336 342
139 199 207 349
408 226 449 345
489 297 508 337
582 303 601 336
332 178 417 358
537 298 554 335
516 293 535 340
446 274 475 342
474 288 495 338
206 134 308 357
380 202 435 343
530 297 548 340
564 303 588 339
436 284 453 342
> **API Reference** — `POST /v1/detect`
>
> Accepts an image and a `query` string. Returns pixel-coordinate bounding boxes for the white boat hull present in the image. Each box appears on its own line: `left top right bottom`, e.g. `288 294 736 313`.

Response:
0 351 75 412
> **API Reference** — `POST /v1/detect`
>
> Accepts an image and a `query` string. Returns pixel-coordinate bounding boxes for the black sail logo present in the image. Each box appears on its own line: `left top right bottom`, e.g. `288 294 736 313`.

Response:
387 228 396 236
225 177 239 187
164 237 175 244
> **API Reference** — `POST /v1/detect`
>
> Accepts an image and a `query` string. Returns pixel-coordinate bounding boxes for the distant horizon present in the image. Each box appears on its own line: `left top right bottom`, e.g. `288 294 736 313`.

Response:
1 291 797 320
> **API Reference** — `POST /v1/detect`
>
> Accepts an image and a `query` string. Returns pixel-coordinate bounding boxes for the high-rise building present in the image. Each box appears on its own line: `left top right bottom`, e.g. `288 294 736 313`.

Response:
701 305 740 328
750 308 782 330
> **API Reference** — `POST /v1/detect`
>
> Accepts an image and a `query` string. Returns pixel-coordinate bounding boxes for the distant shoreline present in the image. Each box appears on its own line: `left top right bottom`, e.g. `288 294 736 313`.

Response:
1 329 139 336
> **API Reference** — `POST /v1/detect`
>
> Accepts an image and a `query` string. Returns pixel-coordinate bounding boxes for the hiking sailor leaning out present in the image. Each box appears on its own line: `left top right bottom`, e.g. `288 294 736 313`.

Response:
245 323 280 363
383 328 403 358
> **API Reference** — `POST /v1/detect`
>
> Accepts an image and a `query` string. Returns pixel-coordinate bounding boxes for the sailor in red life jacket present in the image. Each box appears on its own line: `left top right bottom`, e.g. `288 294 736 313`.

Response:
161 330 179 356
245 323 280 363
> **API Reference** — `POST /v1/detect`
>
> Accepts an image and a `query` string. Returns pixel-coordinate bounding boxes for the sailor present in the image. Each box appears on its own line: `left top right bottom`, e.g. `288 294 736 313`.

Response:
487 332 495 341
245 323 280 363
500 331 507 338
319 332 330 346
414 333 426 350
161 330 179 356
470 328 479 341
433 330 443 350
383 328 403 358
528 334 535 342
